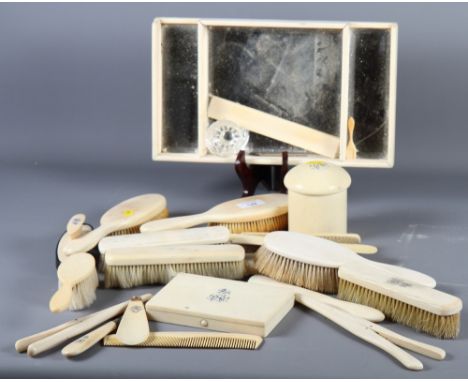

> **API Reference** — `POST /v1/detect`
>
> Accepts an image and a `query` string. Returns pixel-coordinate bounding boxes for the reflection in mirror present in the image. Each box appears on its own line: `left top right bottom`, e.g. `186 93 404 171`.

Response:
161 24 198 153
348 28 391 159
208 27 342 154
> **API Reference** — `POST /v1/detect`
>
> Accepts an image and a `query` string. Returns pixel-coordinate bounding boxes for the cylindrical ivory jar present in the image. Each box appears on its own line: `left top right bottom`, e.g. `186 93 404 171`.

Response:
284 161 351 234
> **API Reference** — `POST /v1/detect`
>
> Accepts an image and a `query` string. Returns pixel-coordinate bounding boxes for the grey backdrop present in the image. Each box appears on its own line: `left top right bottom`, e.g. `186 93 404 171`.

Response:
1 2 468 378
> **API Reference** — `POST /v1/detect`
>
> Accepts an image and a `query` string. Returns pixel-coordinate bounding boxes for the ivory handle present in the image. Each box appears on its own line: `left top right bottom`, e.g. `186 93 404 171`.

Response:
27 293 152 357
61 321 117 357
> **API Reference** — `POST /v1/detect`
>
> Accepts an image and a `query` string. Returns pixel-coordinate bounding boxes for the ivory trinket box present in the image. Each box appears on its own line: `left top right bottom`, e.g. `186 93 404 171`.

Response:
145 273 295 337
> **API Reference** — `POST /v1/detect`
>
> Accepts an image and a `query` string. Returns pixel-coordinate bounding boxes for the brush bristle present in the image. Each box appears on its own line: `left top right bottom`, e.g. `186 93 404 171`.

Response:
104 261 245 288
209 213 287 234
66 269 99 310
109 208 170 236
103 333 262 349
338 278 461 339
98 208 170 270
254 246 338 293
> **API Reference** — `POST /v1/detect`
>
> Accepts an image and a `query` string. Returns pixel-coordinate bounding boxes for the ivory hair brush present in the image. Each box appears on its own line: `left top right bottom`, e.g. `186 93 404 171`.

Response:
254 231 436 293
338 261 463 339
49 253 99 312
57 194 168 263
104 244 246 288
103 332 263 350
140 193 287 234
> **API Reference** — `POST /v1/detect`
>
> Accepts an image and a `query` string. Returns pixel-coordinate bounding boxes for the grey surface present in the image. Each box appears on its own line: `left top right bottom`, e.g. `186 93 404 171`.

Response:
1 2 468 379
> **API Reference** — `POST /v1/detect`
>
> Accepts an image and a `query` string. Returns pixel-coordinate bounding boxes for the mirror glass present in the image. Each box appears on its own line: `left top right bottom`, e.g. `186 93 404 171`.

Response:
161 24 198 153
208 26 343 154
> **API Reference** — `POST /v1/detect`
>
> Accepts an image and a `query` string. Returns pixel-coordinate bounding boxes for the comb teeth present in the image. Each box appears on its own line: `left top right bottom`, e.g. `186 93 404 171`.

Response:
338 278 461 339
103 332 262 349
254 246 338 293
104 261 246 288
209 213 288 234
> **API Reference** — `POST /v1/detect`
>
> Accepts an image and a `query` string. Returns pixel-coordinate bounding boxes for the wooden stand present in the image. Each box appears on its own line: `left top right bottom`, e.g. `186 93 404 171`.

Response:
235 150 289 197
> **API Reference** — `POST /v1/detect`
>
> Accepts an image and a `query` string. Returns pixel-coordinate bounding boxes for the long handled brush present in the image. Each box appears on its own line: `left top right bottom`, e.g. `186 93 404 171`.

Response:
140 193 288 234
337 261 462 339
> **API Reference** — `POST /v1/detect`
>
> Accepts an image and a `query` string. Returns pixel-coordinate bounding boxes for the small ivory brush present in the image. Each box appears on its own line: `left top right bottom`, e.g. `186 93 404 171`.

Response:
49 253 99 312
140 194 288 234
254 231 436 293
115 297 150 345
338 261 463 339
248 275 385 322
27 293 152 357
58 194 169 262
104 244 246 288
61 320 117 357
247 275 446 370
103 332 263 350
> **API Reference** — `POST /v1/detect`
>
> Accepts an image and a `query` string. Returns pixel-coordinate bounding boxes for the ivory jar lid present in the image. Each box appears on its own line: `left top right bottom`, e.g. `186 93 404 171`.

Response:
284 161 351 196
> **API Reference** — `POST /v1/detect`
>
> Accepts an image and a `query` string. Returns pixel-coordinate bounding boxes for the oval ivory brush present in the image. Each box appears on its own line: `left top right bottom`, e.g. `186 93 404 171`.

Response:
255 231 436 293
140 193 288 234
59 194 168 261
230 232 378 255
49 253 98 313
115 297 150 345
346 116 358 160
249 275 385 322
61 320 117 357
